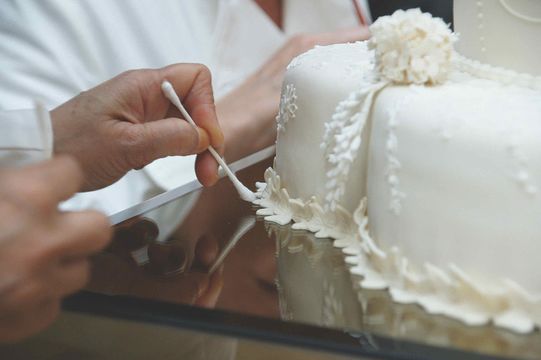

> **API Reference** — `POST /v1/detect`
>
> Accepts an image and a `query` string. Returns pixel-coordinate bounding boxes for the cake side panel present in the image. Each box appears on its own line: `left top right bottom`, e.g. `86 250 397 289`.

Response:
367 80 541 293
274 43 373 212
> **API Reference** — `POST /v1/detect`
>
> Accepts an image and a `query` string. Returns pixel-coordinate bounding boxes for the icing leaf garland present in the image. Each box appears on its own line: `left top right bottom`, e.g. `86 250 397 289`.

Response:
255 169 541 333
369 8 457 85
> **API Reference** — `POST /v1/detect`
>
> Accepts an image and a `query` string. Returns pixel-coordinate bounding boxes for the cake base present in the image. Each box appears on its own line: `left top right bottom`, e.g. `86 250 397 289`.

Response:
255 168 541 334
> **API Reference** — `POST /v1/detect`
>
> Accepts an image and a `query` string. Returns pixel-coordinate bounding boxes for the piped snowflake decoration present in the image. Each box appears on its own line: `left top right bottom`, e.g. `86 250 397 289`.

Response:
369 8 456 85
276 84 298 133
321 82 386 210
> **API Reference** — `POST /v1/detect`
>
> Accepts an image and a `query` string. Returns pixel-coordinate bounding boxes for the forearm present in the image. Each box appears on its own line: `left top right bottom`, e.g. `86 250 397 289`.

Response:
215 78 278 163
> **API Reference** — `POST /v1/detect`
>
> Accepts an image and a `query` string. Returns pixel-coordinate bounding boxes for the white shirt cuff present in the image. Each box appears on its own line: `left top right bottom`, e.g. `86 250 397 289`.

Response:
0 102 53 167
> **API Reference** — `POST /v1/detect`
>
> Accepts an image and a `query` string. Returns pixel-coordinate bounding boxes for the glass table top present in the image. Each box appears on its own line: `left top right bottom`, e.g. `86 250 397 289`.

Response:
6 156 540 359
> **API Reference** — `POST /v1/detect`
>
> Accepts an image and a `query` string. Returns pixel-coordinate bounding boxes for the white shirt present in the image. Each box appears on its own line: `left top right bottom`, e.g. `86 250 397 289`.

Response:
0 0 368 215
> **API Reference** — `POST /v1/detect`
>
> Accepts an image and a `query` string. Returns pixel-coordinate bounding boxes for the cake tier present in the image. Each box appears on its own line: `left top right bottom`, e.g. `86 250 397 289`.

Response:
258 41 541 332
368 76 541 295
366 74 541 331
455 0 541 76
274 42 373 213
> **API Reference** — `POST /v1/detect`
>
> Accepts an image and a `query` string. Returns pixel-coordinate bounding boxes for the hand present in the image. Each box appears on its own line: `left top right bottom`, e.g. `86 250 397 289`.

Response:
217 27 370 162
51 64 224 191
0 157 112 343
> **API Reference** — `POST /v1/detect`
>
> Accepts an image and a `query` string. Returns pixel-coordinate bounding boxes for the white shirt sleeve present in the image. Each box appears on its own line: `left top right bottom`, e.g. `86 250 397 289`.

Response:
0 0 362 215
0 104 53 168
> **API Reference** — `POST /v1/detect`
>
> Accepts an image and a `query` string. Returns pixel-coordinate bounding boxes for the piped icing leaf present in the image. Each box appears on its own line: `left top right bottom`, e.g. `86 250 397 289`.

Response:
255 168 541 333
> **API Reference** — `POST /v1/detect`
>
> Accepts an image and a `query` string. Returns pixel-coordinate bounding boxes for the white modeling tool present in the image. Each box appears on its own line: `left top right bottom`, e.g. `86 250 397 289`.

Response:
161 80 256 202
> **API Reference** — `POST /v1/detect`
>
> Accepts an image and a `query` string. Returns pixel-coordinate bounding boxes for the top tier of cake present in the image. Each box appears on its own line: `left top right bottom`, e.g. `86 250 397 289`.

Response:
454 0 541 76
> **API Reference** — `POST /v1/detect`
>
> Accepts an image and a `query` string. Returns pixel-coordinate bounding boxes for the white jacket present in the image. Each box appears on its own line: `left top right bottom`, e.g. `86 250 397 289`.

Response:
0 0 369 214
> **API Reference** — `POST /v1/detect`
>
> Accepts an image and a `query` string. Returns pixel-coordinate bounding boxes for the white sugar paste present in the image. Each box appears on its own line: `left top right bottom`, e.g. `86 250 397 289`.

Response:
258 4 541 334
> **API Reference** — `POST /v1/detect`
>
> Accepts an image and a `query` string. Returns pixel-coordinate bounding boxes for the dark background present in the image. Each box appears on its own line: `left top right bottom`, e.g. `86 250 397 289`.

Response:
368 0 454 27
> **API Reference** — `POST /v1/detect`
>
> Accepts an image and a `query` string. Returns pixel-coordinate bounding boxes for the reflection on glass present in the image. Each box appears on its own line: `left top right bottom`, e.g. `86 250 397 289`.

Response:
80 158 541 359
267 219 541 359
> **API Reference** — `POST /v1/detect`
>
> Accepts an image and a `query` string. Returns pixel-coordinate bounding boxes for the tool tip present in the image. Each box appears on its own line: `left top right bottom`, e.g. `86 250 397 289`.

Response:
235 182 257 203
161 80 173 93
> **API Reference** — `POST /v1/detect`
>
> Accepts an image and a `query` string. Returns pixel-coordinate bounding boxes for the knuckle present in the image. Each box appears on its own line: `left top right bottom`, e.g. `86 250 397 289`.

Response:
120 125 145 148
140 123 160 160
123 69 154 83
118 69 139 82
119 126 148 168
195 64 212 81
117 69 149 91
191 65 214 102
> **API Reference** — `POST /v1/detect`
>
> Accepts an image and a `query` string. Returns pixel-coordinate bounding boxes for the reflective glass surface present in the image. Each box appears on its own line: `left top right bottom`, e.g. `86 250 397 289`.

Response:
5 157 540 359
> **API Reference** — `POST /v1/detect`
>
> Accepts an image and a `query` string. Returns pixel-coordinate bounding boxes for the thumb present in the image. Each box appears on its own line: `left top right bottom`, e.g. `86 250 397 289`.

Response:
130 118 210 167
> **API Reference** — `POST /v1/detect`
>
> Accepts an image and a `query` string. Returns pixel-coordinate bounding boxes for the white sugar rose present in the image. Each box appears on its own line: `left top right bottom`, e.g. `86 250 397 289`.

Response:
369 8 457 85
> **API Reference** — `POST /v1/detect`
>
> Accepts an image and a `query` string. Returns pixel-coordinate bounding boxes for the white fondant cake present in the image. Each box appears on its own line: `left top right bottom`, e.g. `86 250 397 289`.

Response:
255 1 541 333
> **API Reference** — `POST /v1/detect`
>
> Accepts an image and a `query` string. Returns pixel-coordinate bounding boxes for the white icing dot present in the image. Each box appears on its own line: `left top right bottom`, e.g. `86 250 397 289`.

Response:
440 130 452 141
388 175 398 186
516 171 529 182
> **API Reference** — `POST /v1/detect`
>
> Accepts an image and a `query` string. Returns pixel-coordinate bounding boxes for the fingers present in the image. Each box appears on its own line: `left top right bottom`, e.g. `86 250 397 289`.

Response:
45 210 112 260
194 266 224 308
72 65 224 186
147 243 189 276
129 118 210 165
195 151 219 187
159 64 224 150
316 26 371 46
29 156 83 203
194 235 220 269
0 157 83 213
53 258 91 296
289 27 370 57
263 27 370 80
0 259 89 313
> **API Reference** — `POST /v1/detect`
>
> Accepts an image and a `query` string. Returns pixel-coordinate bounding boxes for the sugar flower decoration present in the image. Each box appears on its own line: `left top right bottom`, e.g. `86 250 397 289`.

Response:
369 8 457 85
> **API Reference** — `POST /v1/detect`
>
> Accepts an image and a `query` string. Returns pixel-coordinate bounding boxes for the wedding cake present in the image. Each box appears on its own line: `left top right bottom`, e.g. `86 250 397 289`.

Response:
255 0 541 333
